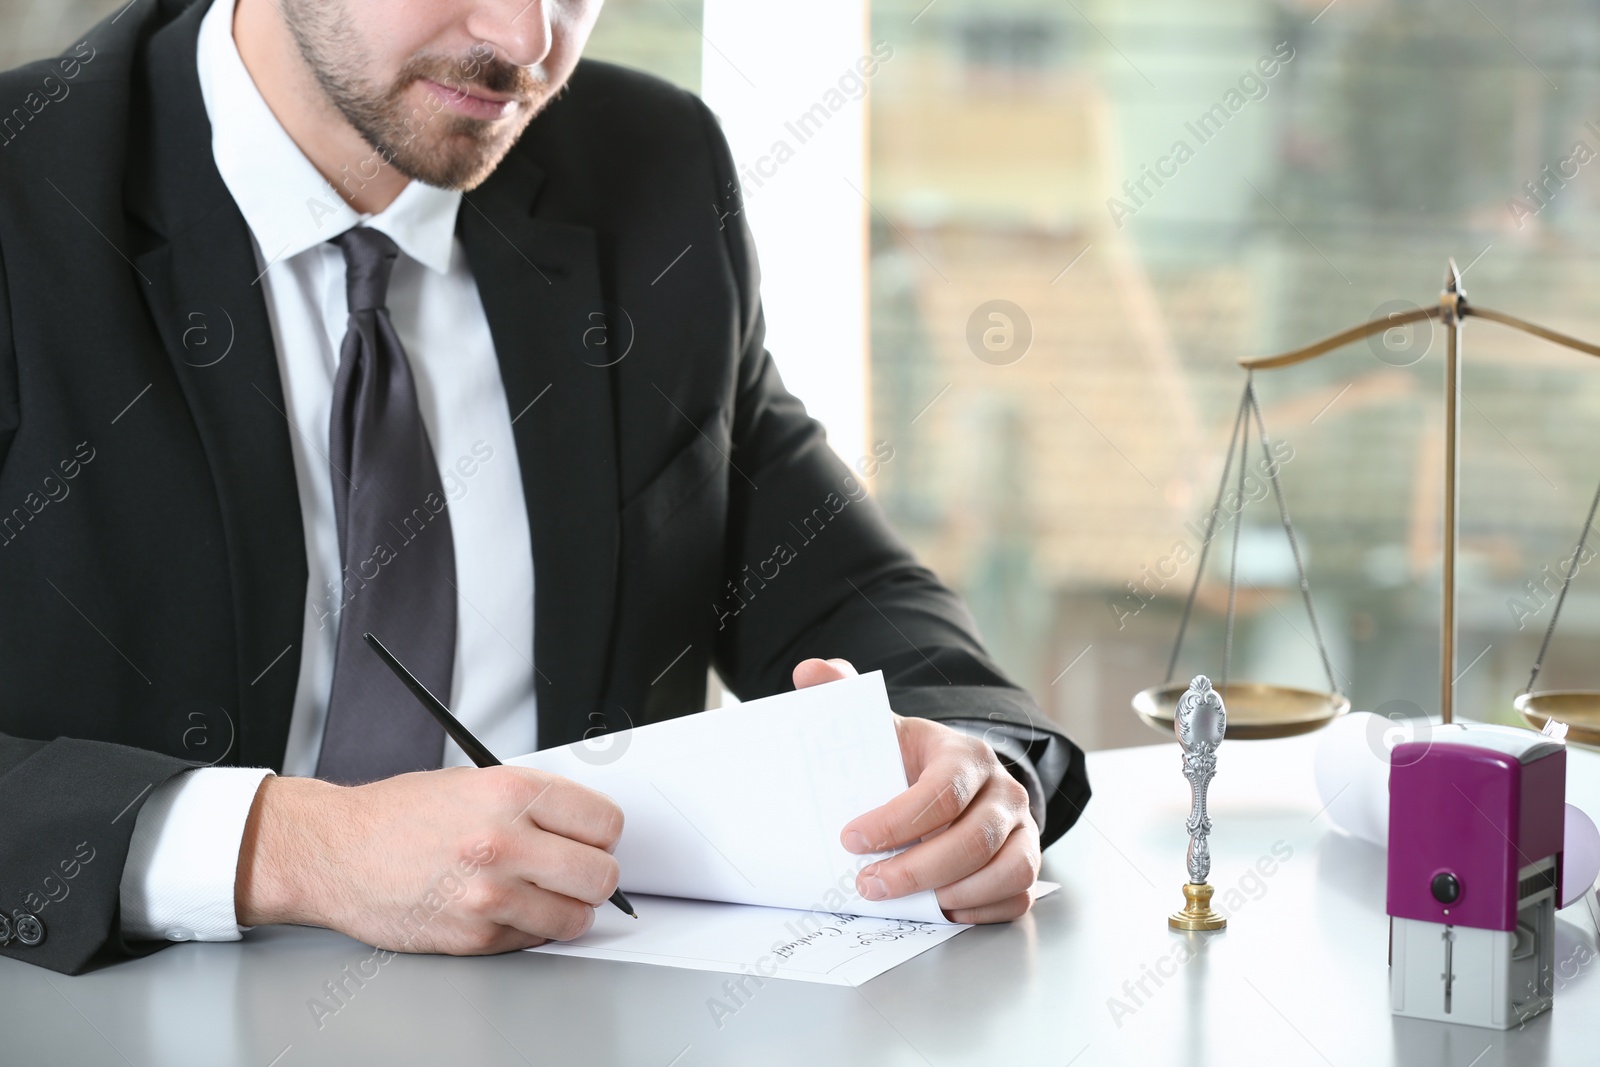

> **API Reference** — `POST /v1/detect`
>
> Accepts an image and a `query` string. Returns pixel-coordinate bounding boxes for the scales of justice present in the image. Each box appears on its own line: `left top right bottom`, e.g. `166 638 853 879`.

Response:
1133 259 1600 930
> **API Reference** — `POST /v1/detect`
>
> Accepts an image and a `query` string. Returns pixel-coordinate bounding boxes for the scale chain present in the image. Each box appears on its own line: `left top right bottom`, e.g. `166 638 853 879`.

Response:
1221 378 1252 693
1525 477 1600 694
1166 385 1251 685
1246 384 1342 697
1166 377 1341 700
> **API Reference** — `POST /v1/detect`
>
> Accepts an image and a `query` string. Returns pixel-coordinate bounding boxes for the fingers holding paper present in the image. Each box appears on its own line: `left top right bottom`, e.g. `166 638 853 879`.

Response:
791 658 1043 924
847 716 1040 922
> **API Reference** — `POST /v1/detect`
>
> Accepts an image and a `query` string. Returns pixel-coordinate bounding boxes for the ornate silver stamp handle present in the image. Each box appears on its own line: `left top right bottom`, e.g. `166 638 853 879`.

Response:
1169 675 1228 930
1175 675 1225 884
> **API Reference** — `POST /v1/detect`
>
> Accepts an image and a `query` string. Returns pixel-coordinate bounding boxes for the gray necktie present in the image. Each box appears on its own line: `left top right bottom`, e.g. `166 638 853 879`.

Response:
315 226 456 784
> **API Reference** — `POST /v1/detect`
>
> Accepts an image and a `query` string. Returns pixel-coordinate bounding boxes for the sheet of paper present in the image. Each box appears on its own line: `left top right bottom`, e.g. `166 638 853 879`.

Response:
508 671 946 924
525 884 1061 987
526 893 963 986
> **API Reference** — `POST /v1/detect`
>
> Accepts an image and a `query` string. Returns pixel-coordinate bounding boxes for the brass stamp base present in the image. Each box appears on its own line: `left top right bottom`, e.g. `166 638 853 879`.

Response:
1168 882 1227 931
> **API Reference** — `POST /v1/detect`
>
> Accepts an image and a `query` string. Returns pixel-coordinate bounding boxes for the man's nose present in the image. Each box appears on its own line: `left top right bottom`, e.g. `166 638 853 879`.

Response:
465 0 554 71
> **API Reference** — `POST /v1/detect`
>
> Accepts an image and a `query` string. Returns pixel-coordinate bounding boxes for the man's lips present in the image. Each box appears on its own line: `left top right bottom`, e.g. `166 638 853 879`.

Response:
419 78 519 121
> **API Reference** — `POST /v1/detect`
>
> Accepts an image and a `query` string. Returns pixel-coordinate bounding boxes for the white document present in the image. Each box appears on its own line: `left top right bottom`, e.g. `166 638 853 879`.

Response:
526 884 1061 986
527 892 964 986
507 671 946 924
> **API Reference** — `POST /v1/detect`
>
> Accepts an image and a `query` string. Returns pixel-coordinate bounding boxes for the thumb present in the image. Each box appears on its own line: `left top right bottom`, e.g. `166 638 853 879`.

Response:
792 657 859 690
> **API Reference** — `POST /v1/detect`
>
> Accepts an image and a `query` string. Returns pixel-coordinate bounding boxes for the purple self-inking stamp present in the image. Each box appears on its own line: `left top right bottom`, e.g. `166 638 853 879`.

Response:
1387 723 1566 1029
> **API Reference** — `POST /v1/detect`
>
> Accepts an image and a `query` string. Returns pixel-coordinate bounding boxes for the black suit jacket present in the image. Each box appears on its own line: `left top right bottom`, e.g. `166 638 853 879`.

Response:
0 0 1090 974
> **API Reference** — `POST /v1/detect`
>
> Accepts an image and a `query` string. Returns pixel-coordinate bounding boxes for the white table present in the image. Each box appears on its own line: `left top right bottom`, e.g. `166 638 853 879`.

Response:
6 731 1598 1066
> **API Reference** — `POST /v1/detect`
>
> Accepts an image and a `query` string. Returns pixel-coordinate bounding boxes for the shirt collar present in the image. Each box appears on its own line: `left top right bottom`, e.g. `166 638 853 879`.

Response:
193 0 460 274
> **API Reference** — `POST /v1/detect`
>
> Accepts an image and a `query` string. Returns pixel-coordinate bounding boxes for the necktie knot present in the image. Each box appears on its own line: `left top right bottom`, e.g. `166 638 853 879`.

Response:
333 226 399 313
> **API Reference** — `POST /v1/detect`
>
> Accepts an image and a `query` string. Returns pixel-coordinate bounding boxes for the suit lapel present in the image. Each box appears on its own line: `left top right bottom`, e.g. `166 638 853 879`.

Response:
459 150 620 749
127 1 306 770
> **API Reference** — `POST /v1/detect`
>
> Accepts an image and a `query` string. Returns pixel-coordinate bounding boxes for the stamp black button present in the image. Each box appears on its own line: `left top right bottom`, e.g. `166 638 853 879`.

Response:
1431 871 1461 905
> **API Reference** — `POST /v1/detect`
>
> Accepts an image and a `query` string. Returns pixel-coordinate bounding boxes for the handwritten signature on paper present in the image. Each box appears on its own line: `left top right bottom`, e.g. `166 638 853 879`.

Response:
771 912 942 960
853 917 942 946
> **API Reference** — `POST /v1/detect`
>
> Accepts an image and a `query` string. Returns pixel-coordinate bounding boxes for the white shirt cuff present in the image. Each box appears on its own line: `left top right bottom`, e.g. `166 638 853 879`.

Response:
119 766 276 942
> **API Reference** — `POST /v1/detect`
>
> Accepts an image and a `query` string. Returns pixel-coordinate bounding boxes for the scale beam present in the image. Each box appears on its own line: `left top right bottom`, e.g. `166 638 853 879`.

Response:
1237 305 1441 370
1227 265 1600 726
1236 303 1600 371
1463 306 1600 360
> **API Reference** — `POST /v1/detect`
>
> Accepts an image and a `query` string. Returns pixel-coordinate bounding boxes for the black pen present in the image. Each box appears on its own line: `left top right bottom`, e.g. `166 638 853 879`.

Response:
364 631 638 919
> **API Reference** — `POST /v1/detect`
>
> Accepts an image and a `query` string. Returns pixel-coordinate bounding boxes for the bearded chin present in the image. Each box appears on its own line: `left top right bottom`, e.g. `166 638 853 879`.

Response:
373 111 510 191
331 89 525 192
278 0 546 193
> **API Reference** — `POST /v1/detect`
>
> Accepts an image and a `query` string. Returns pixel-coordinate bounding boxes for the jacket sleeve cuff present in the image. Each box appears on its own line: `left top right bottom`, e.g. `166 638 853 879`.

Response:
118 766 276 942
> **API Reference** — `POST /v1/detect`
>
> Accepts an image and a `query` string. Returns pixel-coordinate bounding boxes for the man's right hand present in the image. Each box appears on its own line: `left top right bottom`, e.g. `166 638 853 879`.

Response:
234 767 623 954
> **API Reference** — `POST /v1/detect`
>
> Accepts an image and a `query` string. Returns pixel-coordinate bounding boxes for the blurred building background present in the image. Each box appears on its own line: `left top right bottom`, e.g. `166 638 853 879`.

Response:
10 0 1600 751
865 0 1600 749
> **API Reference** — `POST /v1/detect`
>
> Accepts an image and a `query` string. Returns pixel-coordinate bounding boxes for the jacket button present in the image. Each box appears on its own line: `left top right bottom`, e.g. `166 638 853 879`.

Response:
13 911 44 947
0 913 12 947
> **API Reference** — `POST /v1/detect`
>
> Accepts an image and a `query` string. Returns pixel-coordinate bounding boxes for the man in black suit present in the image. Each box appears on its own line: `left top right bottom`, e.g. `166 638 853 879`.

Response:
0 0 1089 975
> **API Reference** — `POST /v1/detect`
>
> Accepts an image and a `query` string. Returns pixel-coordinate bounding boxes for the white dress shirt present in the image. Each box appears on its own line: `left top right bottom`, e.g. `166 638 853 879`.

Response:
118 0 539 941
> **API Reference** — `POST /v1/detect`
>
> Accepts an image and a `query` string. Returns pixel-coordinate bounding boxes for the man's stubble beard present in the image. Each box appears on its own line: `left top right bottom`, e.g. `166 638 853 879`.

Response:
279 0 549 192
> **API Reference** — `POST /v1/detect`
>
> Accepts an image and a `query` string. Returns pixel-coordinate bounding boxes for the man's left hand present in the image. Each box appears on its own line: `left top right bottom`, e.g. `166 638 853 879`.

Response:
791 657 1042 924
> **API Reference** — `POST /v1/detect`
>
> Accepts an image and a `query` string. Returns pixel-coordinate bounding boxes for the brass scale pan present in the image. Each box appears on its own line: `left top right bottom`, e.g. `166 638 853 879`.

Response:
1134 681 1349 741
1515 693 1600 748
1133 278 1600 743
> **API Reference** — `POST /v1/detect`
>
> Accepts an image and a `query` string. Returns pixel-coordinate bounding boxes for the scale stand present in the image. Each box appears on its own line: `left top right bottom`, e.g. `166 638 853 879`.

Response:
1133 260 1600 741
